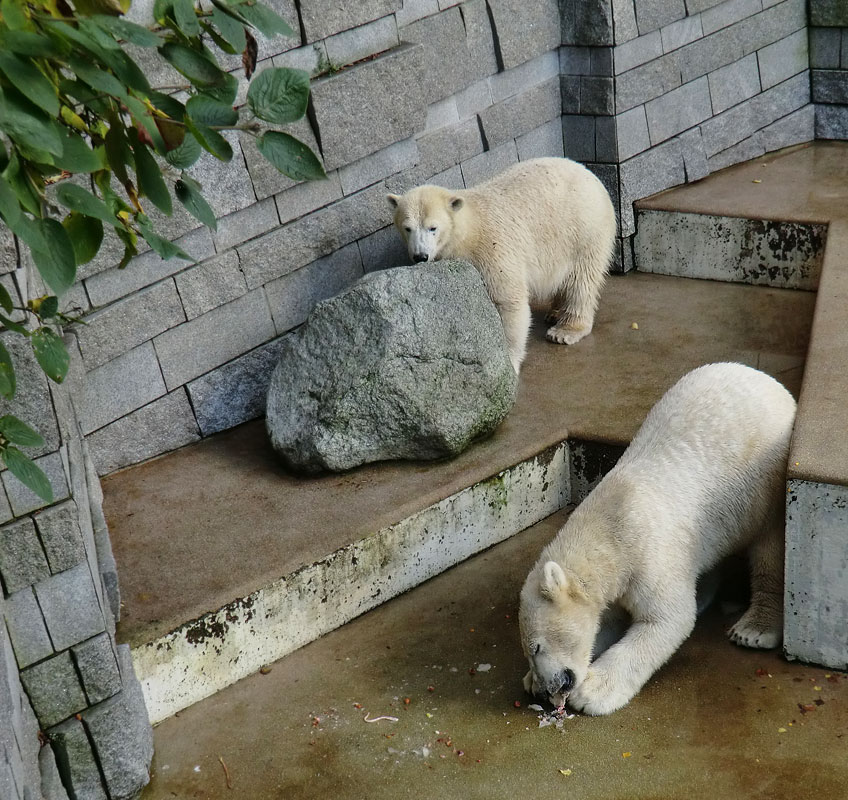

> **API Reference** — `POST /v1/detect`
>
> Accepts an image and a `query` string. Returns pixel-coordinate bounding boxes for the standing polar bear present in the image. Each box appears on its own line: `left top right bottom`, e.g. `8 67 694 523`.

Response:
519 363 796 716
387 158 616 373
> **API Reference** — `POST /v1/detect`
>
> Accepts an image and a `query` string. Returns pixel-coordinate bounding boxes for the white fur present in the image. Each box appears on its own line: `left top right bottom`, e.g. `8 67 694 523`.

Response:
519 363 796 715
387 158 617 373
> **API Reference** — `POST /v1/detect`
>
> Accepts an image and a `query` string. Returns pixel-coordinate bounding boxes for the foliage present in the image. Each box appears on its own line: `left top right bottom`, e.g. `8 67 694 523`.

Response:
0 0 326 502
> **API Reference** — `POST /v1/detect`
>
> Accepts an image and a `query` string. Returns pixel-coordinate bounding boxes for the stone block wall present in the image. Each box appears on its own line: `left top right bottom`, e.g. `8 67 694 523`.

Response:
0 327 152 797
809 1 848 139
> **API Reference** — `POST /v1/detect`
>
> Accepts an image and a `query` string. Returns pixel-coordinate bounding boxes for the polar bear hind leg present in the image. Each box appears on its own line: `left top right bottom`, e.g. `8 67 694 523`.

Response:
545 250 608 346
728 523 784 649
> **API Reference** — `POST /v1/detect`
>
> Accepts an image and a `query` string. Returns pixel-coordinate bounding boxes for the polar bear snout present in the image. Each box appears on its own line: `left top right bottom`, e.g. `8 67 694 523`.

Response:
412 252 430 263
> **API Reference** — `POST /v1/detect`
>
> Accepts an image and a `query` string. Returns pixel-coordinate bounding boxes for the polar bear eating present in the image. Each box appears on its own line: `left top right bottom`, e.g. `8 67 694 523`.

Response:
519 363 796 716
387 158 616 374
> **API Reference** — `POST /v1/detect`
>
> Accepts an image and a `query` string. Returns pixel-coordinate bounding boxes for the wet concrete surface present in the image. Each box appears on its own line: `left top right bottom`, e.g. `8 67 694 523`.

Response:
143 508 848 800
104 272 814 650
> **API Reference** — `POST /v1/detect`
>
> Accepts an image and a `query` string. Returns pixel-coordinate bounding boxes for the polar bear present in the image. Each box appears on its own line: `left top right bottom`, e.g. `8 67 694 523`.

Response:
387 158 616 373
519 363 796 716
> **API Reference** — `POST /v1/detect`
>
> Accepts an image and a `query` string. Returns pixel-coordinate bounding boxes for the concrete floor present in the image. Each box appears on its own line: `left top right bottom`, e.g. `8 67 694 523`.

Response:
142 508 848 800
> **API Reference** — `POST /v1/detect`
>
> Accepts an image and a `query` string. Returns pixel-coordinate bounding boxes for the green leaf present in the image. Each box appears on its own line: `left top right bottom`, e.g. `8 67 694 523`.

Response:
257 131 326 182
30 327 70 384
77 18 122 51
2 155 42 217
0 176 21 228
104 119 132 185
173 0 201 36
0 87 63 157
148 92 186 121
185 117 232 161
55 183 115 224
2 447 53 504
92 15 164 47
0 341 15 399
0 284 12 315
175 179 217 230
54 132 106 174
122 96 167 154
0 0 28 30
132 130 172 215
247 67 309 125
0 313 28 335
30 219 77 296
38 296 60 319
186 95 239 127
0 415 45 448
199 71 239 106
210 8 246 52
68 57 128 99
0 30 62 58
159 43 229 88
136 216 192 261
0 52 59 117
165 132 202 169
114 224 138 268
63 212 104 266
104 49 152 94
237 0 296 38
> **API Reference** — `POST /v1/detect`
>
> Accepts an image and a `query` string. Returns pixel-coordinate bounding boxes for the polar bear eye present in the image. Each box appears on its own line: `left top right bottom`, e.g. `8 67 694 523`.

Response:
403 226 412 233
533 643 541 656
428 226 437 233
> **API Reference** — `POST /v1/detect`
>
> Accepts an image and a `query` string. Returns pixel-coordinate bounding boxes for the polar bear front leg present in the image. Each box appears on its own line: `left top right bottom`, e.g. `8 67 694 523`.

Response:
728 524 784 649
568 593 696 716
496 299 531 374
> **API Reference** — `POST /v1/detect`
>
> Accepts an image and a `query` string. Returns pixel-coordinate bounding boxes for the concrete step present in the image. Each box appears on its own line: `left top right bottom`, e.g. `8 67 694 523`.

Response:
104 270 813 723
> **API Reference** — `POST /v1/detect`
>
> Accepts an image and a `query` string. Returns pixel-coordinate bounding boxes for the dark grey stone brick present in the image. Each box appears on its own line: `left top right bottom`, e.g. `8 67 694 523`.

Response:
590 46 614 75
816 104 848 139
4 587 53 668
72 633 120 706
311 43 428 171
635 0 685 35
487 0 560 68
595 116 618 162
561 75 581 113
82 646 152 800
810 0 848 26
581 76 615 114
33 500 85 574
812 69 848 104
809 27 842 68
0 519 49 594
562 0 614 45
34 563 105 651
299 0 400 41
21 652 88 728
49 717 107 800
562 115 597 161
478 78 561 147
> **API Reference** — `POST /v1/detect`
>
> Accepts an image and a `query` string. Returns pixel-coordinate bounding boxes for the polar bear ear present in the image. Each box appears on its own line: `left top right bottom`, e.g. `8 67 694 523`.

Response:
386 193 401 208
449 196 464 212
540 561 568 600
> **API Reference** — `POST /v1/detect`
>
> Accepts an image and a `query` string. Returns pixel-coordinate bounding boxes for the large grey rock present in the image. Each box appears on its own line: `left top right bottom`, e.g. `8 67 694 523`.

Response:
266 260 518 474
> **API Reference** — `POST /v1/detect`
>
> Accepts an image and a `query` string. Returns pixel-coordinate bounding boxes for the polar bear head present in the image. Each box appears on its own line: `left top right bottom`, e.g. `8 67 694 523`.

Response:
519 560 601 707
387 186 464 264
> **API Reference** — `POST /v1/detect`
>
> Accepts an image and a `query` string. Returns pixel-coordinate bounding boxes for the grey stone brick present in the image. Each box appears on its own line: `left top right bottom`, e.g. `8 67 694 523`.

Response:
339 139 419 195
3 450 70 518
357 225 411 273
738 0 807 56
490 50 560 102
32 500 85 574
701 0 761 36
188 338 286 436
562 115 597 161
0 519 49 595
560 45 592 75
35 563 105 651
614 30 663 73
265 243 364 335
563 0 614 45
812 69 848 104
615 52 681 112
460 140 519 187
761 104 814 151
616 105 651 160
678 22 744 82
311 43 428 171
275 172 344 225
77 280 185 370
709 53 761 114
299 0 400 41
72 633 120 705
679 126 710 181
0 487 11 527
174 251 247 322
0 226 16 273
49 717 107 800
581 76 615 114
479 78 561 147
185 131 256 220
83 646 153 800
400 5 497 106
516 118 565 160
612 0 639 44
759 29 809 91
87 390 200 475
272 42 327 76
707 130 765 170
810 0 848 26
38 742 70 800
396 0 440 26
808 27 841 69
84 227 214 307
252 0 299 62
646 76 713 145
686 0 727 10
21 652 88 728
4 587 53 668
561 74 581 113
425 97 460 131
488 0 560 68
414 118 484 179
325 16 399 68
78 344 166 436
154 289 275 390
815 103 848 140
455 78 493 119
212 198 279 254
635 0 686 35
661 14 704 52
619 137 686 235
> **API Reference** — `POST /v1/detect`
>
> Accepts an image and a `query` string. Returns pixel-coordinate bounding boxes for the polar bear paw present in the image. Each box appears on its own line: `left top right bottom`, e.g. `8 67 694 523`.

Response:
546 321 590 346
567 667 634 716
728 610 782 650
